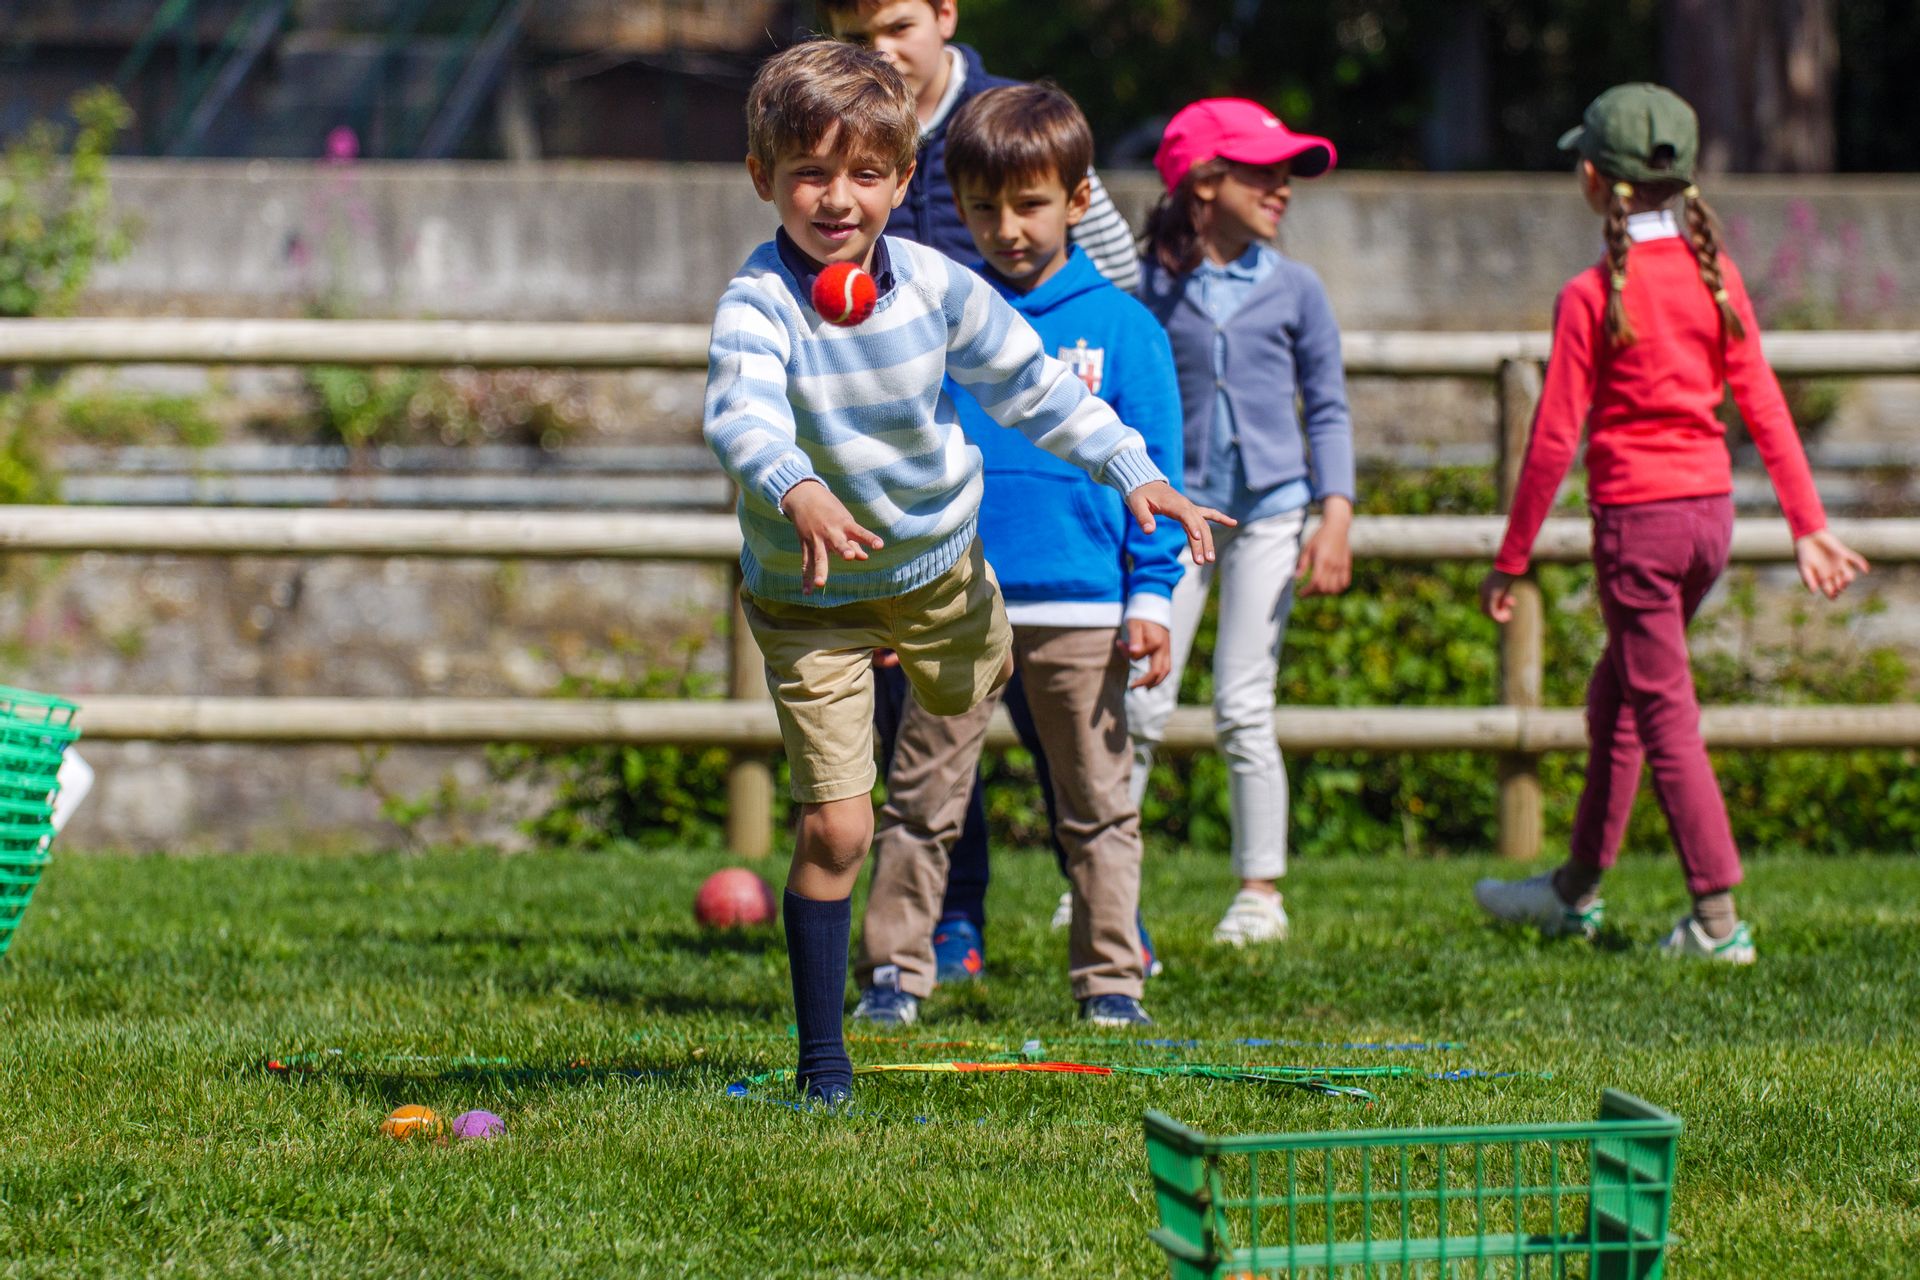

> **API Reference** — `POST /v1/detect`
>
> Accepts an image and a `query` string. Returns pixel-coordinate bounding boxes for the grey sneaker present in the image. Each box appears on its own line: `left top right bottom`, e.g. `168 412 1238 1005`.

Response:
1660 916 1756 965
851 966 919 1026
1473 872 1604 939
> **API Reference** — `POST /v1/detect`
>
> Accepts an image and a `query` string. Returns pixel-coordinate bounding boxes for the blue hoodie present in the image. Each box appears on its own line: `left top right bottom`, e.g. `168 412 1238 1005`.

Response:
954 247 1185 626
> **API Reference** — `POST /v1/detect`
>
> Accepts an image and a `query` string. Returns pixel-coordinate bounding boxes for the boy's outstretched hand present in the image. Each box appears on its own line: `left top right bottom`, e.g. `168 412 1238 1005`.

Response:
781 479 884 594
1126 479 1233 565
1795 529 1870 599
1479 569 1518 623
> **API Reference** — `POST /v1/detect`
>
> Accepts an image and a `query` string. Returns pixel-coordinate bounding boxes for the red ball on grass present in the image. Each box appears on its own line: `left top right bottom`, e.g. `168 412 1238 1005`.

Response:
695 868 776 929
811 261 877 327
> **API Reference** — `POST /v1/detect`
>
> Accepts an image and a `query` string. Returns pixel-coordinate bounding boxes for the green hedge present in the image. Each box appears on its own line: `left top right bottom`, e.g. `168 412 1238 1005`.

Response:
497 469 1914 857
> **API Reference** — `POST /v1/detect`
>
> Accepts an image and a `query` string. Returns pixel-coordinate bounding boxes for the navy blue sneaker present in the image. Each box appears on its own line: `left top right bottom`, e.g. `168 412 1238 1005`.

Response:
931 915 984 984
1138 914 1164 979
852 966 919 1026
1079 994 1154 1027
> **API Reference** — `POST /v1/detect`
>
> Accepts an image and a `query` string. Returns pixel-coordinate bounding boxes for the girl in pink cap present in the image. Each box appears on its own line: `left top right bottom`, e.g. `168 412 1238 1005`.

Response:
1127 99 1356 946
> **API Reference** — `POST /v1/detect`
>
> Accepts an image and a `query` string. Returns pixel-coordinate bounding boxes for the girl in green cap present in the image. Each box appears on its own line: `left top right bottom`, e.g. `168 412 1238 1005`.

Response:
1473 83 1869 964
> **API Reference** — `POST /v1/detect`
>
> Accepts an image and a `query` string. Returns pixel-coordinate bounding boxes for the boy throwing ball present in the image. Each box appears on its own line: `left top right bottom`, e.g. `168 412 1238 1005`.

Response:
704 40 1225 1103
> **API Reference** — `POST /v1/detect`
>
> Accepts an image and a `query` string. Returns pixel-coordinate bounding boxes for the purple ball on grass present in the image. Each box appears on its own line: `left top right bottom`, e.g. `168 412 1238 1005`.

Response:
451 1109 505 1140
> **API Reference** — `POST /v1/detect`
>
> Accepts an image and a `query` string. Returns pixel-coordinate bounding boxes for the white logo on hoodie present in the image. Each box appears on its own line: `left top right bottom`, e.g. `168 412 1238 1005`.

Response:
1058 338 1106 396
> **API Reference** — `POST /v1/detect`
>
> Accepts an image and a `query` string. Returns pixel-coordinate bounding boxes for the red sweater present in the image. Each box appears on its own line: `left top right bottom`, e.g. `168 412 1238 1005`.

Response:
1494 235 1826 575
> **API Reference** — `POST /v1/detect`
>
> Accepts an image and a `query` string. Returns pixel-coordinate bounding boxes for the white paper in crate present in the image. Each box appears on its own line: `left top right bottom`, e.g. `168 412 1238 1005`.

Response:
50 751 93 835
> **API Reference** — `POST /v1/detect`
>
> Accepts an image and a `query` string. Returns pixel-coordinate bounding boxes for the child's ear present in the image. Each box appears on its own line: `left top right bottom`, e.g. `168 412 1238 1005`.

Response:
890 158 918 210
746 155 774 203
935 0 959 41
1065 176 1092 227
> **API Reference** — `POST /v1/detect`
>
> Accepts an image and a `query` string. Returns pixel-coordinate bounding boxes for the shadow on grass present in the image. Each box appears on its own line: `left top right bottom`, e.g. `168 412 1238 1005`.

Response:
645 924 784 958
260 1057 773 1103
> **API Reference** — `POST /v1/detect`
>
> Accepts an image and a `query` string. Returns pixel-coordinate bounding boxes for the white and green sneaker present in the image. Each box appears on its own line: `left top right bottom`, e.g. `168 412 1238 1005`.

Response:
1473 872 1605 939
1659 916 1756 965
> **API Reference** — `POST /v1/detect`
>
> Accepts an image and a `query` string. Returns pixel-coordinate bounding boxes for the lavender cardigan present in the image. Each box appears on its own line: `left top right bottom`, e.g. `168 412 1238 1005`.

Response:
1137 255 1356 502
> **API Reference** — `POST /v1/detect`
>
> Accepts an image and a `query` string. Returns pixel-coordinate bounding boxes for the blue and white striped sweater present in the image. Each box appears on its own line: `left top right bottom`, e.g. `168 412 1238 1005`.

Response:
704 235 1163 606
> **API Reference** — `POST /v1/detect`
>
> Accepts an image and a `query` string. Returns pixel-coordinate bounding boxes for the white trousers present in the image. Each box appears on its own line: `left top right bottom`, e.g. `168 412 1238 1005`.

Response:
1127 508 1305 881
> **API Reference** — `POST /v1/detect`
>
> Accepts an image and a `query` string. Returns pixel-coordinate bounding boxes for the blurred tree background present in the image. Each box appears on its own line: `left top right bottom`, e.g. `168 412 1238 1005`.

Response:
939 0 1920 172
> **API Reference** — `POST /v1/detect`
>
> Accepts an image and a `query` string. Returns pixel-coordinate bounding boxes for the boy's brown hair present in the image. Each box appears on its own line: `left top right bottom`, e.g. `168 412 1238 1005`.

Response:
816 0 938 16
945 82 1093 197
746 39 919 175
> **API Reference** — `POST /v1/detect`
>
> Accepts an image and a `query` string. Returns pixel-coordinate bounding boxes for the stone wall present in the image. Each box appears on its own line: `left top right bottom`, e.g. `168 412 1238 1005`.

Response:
85 162 1920 326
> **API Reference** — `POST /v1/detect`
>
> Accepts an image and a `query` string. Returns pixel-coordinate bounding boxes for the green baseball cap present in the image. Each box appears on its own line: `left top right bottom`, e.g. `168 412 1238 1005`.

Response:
1557 83 1698 185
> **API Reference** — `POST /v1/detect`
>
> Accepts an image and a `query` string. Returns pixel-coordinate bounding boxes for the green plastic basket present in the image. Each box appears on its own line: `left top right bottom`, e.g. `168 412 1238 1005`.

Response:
0 685 77 958
0 683 79 728
0 768 58 806
1146 1091 1681 1279
0 850 51 950
0 742 69 782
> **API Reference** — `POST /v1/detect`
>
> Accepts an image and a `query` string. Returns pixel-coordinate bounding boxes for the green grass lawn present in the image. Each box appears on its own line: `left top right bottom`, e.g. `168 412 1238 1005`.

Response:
2 843 1916 1278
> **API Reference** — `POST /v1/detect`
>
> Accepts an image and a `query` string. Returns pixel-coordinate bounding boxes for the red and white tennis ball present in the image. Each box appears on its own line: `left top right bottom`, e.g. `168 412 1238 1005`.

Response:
694 868 776 929
812 261 877 327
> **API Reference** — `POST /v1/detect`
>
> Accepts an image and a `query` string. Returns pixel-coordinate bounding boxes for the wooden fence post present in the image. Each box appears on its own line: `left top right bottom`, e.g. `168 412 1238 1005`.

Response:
1495 358 1546 861
725 564 775 859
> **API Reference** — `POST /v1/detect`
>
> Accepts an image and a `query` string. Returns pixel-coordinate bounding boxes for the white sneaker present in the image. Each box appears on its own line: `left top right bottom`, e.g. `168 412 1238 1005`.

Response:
1049 890 1073 932
1660 916 1756 965
1473 872 1604 940
1212 889 1289 946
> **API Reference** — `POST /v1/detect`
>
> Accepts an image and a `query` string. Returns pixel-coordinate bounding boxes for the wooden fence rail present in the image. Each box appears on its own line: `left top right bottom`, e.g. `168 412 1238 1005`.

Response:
2 319 1917 376
5 320 1918 858
5 508 1920 562
70 697 1920 753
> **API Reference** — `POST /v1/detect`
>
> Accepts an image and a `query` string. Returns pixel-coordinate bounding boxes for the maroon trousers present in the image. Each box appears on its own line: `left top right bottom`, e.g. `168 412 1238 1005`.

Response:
1569 494 1743 896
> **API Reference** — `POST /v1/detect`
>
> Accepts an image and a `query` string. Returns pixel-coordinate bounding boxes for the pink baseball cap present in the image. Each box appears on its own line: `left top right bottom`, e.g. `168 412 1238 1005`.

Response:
1154 98 1337 191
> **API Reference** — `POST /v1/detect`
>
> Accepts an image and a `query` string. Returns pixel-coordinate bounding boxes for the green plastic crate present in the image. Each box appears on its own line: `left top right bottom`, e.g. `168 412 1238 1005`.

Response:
0 684 79 728
0 685 77 957
1146 1091 1681 1279
0 849 51 954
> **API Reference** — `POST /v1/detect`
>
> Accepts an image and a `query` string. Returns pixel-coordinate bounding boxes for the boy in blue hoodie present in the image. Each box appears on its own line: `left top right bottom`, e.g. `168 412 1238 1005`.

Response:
827 0 1144 983
852 83 1184 1026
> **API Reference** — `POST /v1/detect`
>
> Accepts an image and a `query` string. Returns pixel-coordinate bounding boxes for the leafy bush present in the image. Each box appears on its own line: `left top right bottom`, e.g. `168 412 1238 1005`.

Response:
500 468 1911 858
306 367 594 449
0 86 136 505
0 86 133 319
1007 467 1912 858
0 391 59 505
488 634 789 851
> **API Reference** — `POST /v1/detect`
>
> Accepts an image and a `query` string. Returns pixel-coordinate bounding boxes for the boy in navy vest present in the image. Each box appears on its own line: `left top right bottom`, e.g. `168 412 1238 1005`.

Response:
820 0 1138 290
851 83 1185 1027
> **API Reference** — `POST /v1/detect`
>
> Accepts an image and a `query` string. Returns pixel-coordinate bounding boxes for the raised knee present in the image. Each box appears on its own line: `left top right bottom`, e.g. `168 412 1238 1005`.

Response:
800 803 873 877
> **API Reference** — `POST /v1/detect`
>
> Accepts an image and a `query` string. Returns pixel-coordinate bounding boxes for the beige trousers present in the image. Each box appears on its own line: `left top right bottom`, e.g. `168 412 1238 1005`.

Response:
857 625 1145 1000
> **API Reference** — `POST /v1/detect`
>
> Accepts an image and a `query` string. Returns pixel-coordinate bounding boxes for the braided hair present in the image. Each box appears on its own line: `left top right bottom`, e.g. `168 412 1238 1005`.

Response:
1682 184 1747 342
1602 180 1636 346
1600 173 1748 349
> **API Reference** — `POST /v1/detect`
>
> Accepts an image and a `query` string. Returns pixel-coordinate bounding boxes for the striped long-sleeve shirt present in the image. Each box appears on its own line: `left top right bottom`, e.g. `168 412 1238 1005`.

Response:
704 235 1165 607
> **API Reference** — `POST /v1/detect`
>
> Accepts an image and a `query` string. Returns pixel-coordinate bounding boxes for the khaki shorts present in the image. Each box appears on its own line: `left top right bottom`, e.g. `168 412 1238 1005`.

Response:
742 539 1013 804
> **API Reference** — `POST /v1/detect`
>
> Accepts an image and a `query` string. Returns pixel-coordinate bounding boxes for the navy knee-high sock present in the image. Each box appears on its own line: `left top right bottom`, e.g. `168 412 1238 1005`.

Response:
783 889 853 1098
